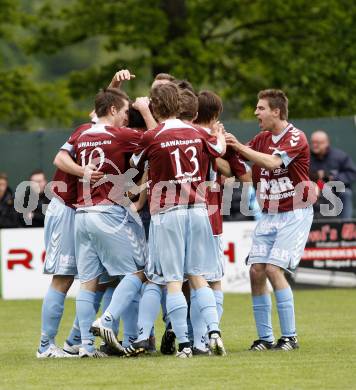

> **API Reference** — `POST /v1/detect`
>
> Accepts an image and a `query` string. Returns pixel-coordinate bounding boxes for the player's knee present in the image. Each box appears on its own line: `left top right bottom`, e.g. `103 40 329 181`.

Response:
265 264 285 285
249 264 265 283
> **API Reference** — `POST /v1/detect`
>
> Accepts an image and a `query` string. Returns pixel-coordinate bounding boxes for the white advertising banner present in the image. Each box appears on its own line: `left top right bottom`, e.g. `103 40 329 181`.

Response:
0 222 257 299
0 228 79 299
221 221 256 293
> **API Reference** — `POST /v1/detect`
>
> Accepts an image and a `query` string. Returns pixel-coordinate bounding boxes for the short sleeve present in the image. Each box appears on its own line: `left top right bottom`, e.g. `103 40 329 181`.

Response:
273 131 308 168
201 132 224 158
224 147 250 178
131 131 152 167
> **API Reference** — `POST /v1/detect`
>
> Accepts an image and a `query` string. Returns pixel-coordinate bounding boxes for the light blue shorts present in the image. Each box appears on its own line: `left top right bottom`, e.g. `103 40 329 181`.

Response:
75 205 147 283
43 197 77 275
247 206 313 272
205 235 225 282
146 205 219 284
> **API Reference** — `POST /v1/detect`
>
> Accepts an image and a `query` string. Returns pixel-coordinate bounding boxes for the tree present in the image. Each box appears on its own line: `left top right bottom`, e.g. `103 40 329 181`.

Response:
4 0 356 128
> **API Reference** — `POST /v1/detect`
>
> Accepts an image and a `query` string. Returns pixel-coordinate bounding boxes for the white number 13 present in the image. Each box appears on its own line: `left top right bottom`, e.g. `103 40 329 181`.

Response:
171 146 199 178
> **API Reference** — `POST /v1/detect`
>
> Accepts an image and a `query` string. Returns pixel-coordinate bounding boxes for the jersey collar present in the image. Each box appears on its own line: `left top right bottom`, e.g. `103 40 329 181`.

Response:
271 123 293 144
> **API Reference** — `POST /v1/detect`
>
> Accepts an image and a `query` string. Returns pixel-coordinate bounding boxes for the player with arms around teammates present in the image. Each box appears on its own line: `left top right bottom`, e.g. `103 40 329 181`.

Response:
58 88 147 357
130 83 227 358
225 89 316 351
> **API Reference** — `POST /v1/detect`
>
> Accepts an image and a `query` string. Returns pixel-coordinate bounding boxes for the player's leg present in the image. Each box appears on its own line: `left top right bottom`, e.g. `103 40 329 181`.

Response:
37 198 77 358
38 275 74 357
90 208 146 351
189 287 209 354
186 206 226 356
247 214 276 351
74 211 107 358
160 286 177 355
249 263 274 350
123 282 162 357
267 206 313 350
121 291 140 347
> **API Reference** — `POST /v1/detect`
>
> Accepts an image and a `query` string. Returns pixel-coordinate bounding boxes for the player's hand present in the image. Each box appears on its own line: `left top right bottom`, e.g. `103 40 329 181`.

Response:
83 164 105 184
225 132 238 146
109 69 136 88
132 97 150 112
211 121 225 136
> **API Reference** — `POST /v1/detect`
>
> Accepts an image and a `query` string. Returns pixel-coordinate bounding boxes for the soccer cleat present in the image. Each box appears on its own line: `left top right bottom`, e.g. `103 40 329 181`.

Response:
123 339 149 357
249 339 274 351
209 333 227 356
90 318 124 354
79 347 108 358
36 344 70 359
273 336 299 351
192 347 211 356
147 336 157 353
63 341 80 356
160 328 176 355
99 341 124 356
176 347 193 359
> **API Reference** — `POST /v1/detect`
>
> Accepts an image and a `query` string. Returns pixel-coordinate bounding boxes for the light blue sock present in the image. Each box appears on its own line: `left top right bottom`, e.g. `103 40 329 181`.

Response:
39 287 66 352
122 292 141 347
275 287 296 337
161 287 170 328
190 289 207 350
166 292 189 344
66 316 81 346
94 290 105 313
76 289 96 352
65 291 103 347
101 274 142 328
195 286 220 334
252 294 274 342
136 284 162 342
101 287 119 335
213 290 224 324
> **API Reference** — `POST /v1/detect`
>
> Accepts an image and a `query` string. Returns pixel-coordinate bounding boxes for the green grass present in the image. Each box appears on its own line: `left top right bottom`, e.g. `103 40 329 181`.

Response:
1 290 356 390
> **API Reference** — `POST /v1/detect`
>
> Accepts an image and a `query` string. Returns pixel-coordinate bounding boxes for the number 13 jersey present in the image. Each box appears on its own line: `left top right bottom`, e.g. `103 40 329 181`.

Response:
132 119 224 214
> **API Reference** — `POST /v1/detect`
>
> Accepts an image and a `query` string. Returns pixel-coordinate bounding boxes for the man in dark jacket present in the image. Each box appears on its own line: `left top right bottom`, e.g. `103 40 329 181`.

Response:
22 170 50 227
310 130 356 219
0 172 21 228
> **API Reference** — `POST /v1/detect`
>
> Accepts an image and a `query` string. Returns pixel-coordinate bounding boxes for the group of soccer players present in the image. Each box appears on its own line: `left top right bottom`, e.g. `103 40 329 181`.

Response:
36 69 315 358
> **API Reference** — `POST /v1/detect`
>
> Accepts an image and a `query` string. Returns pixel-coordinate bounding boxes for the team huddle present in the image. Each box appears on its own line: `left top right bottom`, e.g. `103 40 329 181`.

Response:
37 70 315 359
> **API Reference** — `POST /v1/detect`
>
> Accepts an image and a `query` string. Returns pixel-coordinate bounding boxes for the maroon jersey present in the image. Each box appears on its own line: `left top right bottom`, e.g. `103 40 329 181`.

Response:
67 123 142 207
248 123 316 212
207 146 249 235
51 124 92 208
132 119 224 214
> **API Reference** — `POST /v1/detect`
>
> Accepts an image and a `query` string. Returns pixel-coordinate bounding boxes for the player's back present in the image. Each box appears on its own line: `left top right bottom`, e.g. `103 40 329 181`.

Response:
141 119 220 213
74 123 141 207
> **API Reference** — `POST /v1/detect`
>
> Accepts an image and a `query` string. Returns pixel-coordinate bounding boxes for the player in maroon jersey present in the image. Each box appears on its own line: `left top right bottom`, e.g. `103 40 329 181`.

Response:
129 83 227 358
188 90 252 354
225 89 315 351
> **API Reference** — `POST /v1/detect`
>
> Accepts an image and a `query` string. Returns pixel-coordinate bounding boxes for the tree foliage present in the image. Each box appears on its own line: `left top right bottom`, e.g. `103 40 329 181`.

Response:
1 0 355 130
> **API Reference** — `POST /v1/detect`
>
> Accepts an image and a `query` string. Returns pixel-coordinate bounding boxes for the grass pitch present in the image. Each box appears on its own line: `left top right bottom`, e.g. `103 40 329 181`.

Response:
1 289 355 390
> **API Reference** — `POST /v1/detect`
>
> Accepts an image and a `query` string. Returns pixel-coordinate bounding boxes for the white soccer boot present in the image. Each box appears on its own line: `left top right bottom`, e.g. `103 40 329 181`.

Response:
90 318 124 354
209 333 227 356
78 347 108 358
36 344 70 359
176 347 193 358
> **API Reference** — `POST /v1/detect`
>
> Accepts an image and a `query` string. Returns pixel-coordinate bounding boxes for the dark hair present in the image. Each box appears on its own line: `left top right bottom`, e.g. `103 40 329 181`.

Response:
128 104 147 130
150 83 180 120
195 90 223 124
30 169 45 178
95 88 129 118
257 89 288 120
154 73 176 82
174 79 195 94
0 172 8 181
178 89 198 121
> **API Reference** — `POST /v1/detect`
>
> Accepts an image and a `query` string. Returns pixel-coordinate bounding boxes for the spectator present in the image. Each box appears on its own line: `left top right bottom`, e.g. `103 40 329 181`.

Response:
22 169 51 227
0 172 21 228
310 130 356 219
